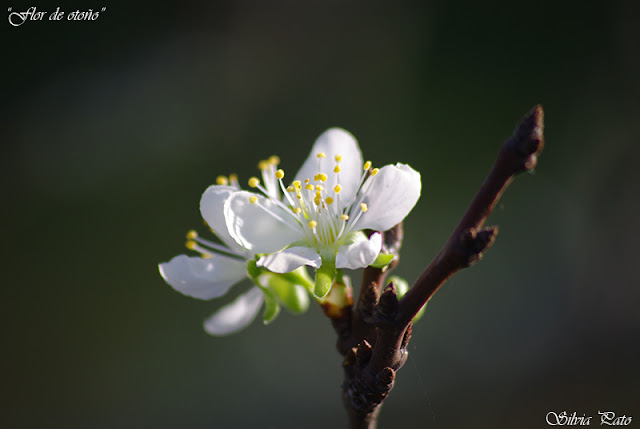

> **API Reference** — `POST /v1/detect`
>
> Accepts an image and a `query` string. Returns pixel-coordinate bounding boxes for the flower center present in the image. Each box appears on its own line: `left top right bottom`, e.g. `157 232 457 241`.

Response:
246 152 379 249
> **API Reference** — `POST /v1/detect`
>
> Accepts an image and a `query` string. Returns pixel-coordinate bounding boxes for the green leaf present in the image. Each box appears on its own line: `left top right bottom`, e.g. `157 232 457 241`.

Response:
369 253 395 269
267 274 310 314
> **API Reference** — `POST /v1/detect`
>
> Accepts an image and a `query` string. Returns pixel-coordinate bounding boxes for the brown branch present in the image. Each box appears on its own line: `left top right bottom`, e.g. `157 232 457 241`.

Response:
324 105 545 429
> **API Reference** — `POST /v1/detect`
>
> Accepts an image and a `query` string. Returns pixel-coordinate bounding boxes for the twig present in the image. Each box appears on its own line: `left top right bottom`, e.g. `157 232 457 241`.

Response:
324 105 545 429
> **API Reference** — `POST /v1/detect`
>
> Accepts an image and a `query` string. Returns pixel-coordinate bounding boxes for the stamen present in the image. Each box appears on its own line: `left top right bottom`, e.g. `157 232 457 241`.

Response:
335 154 342 162
363 161 372 171
269 155 280 165
371 168 379 176
293 180 302 190
308 220 318 228
334 185 342 193
248 177 260 188
216 175 228 185
305 183 314 191
286 185 295 192
317 173 328 182
292 207 302 214
249 196 258 204
186 230 198 240
317 152 326 159
258 160 270 170
304 179 310 183
275 169 285 179
316 185 325 192
360 203 368 212
325 197 334 205
334 165 341 173
186 240 197 250
341 214 349 221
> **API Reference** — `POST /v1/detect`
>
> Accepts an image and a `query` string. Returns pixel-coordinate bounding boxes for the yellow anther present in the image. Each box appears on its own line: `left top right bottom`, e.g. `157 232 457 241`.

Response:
317 173 328 182
286 185 295 192
186 230 198 240
249 196 258 204
363 161 372 170
304 179 310 183
248 177 260 188
216 175 228 185
185 240 197 250
305 183 315 191
296 193 302 199
258 160 270 170
229 173 238 182
317 152 326 159
293 180 302 189
292 207 302 214
340 214 350 221
334 165 341 173
360 203 368 212
325 197 334 205
275 169 285 179
314 197 321 205
201 253 212 259
269 155 280 165
308 220 318 229
371 168 379 176
334 185 342 193
335 154 342 162
316 185 325 192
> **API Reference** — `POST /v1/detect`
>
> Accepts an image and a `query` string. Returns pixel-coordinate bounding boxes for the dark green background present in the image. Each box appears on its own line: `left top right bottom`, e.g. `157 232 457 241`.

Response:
4 1 639 428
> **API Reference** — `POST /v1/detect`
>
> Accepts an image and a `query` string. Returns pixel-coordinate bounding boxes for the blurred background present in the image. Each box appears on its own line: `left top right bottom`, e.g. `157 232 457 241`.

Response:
3 0 639 427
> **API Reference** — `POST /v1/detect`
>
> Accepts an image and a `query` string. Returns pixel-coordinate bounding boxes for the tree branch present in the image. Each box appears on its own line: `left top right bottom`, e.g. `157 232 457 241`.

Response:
324 105 545 429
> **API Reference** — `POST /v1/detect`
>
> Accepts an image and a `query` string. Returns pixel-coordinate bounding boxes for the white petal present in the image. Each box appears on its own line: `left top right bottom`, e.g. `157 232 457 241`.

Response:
199 185 248 255
158 254 246 300
257 246 322 273
203 286 264 336
224 191 304 254
352 163 421 232
294 128 363 204
336 233 382 270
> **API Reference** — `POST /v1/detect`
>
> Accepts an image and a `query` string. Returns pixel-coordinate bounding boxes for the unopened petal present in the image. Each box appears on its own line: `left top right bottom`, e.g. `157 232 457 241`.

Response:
257 246 322 273
294 128 363 204
203 286 264 336
352 164 421 232
224 191 304 254
158 254 246 300
336 232 382 270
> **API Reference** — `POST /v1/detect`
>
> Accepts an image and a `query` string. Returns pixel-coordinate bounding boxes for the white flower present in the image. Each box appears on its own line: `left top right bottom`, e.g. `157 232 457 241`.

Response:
159 180 309 336
213 128 421 297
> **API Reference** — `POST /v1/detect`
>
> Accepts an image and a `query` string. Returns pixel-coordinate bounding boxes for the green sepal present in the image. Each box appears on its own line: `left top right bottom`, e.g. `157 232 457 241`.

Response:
258 285 281 324
246 259 262 279
369 253 395 269
389 275 427 323
280 267 314 292
314 258 336 298
246 260 280 324
266 274 310 314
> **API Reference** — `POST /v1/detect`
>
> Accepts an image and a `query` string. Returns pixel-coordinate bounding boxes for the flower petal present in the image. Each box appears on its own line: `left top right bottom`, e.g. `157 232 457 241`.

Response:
294 128 363 205
257 246 322 273
199 185 248 255
352 163 421 232
203 286 264 336
336 232 382 270
224 190 304 254
158 254 246 300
